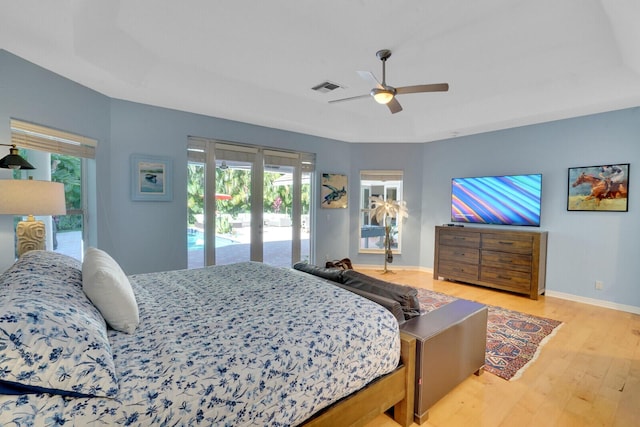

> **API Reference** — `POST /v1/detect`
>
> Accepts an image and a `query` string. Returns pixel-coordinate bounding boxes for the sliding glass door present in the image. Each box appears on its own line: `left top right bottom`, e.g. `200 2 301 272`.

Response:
187 138 314 268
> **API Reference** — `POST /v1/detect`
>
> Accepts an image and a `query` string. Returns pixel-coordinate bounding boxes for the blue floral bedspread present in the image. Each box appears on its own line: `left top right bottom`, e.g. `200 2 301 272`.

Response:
0 257 400 426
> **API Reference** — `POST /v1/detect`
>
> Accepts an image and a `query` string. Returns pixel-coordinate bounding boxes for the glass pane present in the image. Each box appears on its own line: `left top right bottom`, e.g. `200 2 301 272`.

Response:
361 211 385 249
386 187 398 201
215 159 251 265
263 165 294 267
54 214 84 260
187 162 205 269
301 171 311 264
52 153 84 260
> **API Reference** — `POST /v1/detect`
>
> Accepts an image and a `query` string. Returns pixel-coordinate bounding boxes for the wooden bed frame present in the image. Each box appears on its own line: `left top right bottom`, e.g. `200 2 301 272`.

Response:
303 332 416 427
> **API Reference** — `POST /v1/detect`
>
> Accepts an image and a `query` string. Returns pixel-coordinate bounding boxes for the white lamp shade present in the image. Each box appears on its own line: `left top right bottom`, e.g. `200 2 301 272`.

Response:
0 179 67 216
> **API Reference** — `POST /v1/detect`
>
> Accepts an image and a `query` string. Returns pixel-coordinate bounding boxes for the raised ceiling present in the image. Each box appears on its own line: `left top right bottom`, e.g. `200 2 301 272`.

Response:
1 0 640 143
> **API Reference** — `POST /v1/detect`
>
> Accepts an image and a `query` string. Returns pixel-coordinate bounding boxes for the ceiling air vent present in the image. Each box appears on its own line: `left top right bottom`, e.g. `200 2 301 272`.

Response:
311 81 342 93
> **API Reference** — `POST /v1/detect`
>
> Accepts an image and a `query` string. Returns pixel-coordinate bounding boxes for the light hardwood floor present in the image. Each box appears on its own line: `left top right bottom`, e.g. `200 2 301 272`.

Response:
357 268 640 427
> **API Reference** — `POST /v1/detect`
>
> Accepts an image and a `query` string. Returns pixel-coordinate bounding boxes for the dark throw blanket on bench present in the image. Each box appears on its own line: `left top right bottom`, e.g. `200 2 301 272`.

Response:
292 262 421 321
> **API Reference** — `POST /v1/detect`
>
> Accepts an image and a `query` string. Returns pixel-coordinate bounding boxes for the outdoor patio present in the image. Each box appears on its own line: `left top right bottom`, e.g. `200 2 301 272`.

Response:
187 239 310 269
187 225 310 269
55 227 309 269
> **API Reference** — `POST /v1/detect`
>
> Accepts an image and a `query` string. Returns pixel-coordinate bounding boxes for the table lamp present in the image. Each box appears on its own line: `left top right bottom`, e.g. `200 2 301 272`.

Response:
0 179 66 256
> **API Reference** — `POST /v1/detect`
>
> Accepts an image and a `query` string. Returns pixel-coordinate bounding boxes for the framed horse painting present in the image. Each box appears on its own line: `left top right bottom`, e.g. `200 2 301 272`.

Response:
567 163 629 211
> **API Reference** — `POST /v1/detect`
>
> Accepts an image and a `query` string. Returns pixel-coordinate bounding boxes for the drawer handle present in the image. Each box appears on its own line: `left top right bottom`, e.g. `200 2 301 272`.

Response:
498 241 514 245
497 275 511 280
453 236 465 240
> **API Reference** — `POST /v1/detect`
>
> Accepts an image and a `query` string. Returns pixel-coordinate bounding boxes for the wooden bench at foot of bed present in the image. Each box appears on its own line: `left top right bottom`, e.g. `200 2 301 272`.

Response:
303 332 416 427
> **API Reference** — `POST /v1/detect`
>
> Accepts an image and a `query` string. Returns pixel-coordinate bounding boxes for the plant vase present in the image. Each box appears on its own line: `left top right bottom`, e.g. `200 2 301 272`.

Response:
382 222 394 273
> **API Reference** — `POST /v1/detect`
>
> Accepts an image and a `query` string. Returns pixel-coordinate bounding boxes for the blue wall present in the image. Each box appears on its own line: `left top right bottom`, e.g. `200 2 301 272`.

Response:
347 143 425 267
417 110 640 309
107 99 350 273
0 50 111 259
1 49 638 312
0 50 351 275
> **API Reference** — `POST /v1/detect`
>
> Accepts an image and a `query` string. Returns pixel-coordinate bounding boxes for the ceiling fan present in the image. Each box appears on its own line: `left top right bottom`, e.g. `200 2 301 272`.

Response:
329 49 449 114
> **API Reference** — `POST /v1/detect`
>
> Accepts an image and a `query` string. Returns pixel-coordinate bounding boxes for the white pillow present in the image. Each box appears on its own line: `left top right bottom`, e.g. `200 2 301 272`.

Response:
82 247 139 334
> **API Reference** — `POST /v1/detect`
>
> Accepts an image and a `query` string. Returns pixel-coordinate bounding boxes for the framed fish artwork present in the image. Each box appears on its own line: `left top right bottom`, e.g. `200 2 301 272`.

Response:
131 154 173 201
321 173 348 208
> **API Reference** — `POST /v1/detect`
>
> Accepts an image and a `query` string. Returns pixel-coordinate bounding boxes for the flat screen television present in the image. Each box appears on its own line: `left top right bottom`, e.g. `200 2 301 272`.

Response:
451 174 542 227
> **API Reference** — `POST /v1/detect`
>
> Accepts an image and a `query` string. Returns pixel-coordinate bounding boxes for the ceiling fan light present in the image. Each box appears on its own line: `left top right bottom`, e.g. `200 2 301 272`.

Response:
371 89 394 104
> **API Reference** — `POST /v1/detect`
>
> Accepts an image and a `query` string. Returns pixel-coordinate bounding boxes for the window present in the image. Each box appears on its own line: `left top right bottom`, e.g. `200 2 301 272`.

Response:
10 119 97 260
359 170 404 253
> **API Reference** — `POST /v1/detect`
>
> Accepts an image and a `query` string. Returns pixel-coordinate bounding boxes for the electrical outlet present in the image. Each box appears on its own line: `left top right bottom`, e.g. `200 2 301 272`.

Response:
595 280 604 290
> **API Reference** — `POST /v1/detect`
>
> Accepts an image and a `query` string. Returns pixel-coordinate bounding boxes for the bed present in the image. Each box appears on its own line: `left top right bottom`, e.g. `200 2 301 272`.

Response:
0 250 414 426
293 262 488 424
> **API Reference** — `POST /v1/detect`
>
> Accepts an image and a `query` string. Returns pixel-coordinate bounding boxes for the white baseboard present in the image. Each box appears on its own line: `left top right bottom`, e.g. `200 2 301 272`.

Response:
353 264 432 273
545 290 640 315
351 265 639 315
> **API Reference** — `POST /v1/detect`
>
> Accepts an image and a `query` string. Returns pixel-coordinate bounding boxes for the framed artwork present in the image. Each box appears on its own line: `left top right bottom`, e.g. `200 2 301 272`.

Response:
130 154 173 201
567 163 629 211
321 173 348 208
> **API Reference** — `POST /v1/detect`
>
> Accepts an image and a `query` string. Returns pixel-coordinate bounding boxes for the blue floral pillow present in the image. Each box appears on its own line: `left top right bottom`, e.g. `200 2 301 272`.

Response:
1 250 83 287
0 251 118 398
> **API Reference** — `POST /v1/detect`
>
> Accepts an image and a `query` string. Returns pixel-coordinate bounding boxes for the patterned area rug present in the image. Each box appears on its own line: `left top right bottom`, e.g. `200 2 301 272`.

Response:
416 288 563 381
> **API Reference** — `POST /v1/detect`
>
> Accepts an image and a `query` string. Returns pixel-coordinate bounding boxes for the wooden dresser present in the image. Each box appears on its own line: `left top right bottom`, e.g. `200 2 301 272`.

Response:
433 226 548 299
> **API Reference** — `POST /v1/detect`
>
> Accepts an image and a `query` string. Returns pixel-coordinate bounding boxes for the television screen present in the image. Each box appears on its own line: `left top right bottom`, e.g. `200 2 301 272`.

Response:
451 174 542 226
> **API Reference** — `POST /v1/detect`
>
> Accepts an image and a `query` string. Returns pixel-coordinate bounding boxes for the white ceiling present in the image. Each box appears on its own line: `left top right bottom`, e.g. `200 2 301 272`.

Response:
2 0 640 143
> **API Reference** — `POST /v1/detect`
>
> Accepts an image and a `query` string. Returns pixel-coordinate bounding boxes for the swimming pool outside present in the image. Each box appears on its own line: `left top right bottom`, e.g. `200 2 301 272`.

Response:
187 225 310 268
188 229 236 250
55 228 309 269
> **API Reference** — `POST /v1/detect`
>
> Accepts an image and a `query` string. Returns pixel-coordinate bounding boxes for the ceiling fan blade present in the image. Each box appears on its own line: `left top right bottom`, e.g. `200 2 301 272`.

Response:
395 83 449 95
328 93 371 104
387 97 403 114
357 71 383 89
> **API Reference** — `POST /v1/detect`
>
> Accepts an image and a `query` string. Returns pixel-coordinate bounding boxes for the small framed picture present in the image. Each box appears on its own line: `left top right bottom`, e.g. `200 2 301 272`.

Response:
321 173 348 208
130 154 173 201
568 163 629 211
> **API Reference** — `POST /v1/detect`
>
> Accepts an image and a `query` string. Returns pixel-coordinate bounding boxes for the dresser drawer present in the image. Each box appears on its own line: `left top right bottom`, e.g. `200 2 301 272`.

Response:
480 266 531 292
439 232 480 249
438 260 479 282
439 245 480 264
482 233 533 254
481 250 532 273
